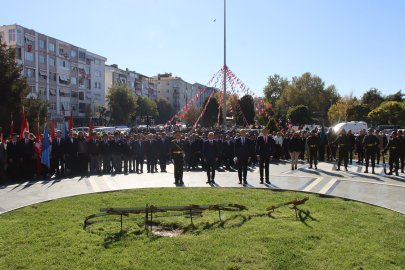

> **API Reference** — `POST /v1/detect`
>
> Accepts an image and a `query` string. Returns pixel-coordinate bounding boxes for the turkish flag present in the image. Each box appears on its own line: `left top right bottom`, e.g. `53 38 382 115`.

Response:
28 44 32 52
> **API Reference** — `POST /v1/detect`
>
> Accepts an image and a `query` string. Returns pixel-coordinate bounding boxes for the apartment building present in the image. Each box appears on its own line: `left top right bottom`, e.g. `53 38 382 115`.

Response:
105 65 157 100
0 24 107 124
153 73 200 114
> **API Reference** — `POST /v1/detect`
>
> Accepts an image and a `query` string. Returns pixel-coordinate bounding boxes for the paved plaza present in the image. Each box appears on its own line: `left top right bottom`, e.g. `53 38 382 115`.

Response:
1 160 404 215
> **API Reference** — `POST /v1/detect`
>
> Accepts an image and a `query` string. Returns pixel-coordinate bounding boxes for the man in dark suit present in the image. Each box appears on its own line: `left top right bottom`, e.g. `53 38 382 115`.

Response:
215 133 223 168
185 134 197 171
20 131 35 179
65 130 78 175
256 128 275 184
234 129 252 185
203 132 219 184
199 133 207 169
145 134 157 173
110 132 123 174
134 134 145 173
222 135 234 170
122 135 134 174
99 134 111 174
157 132 170 172
7 133 21 181
51 131 65 176
87 132 100 174
0 139 6 184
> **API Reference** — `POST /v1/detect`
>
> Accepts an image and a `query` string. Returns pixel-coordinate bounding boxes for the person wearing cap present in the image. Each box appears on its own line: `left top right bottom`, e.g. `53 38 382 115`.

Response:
88 132 100 174
307 130 321 170
51 130 65 176
330 128 350 171
398 130 405 173
384 131 403 176
355 130 365 164
171 132 185 185
255 127 274 184
362 128 380 174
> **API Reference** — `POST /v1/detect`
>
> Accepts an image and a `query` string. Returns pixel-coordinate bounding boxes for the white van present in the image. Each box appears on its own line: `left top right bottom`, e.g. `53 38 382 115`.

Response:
333 121 367 134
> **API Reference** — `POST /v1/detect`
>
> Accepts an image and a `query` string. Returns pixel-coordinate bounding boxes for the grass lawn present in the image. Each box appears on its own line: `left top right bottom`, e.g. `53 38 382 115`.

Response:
0 188 405 269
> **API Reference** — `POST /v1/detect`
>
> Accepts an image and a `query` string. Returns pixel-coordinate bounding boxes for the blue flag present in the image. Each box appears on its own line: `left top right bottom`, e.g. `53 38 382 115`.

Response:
62 119 67 139
41 123 51 169
320 122 326 143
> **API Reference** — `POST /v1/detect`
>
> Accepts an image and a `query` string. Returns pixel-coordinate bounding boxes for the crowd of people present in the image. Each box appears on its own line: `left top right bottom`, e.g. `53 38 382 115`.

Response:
0 126 404 185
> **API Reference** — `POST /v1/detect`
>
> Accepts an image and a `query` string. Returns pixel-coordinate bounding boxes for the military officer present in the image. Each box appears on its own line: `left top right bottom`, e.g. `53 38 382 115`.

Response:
330 128 350 171
171 132 185 185
362 128 380 174
307 130 321 169
384 131 403 176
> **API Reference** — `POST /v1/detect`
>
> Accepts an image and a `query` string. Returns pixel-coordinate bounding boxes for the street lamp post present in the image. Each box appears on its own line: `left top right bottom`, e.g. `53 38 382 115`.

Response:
223 0 227 131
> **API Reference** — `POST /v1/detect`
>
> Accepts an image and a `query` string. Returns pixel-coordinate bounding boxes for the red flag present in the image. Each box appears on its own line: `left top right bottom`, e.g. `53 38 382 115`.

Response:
11 113 14 135
171 118 173 122
176 121 178 125
69 106 73 130
88 117 93 140
28 44 32 52
182 114 184 119
281 128 284 132
276 123 279 127
51 118 55 139
164 123 167 127
20 106 26 141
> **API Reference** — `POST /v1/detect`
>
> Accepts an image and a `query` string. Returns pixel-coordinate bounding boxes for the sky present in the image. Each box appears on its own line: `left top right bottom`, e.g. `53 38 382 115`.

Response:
2 0 404 99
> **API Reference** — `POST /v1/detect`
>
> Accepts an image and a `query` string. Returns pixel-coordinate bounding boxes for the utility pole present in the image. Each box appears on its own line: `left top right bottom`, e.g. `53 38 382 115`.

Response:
223 0 227 130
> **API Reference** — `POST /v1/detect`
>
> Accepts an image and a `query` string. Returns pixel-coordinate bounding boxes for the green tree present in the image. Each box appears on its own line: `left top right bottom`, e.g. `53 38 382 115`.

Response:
0 42 50 136
106 83 138 125
368 101 405 125
155 97 173 124
183 106 199 127
361 88 385 110
327 92 359 124
287 105 313 125
385 90 403 102
234 95 255 126
136 95 158 119
263 74 289 108
266 118 280 134
346 104 371 122
200 96 222 127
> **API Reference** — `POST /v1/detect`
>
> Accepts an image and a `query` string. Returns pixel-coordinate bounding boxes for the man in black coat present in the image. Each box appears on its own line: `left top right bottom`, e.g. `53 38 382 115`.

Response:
65 130 78 175
20 131 35 179
0 139 6 184
185 134 197 171
110 132 123 174
234 129 252 185
7 133 21 181
51 131 65 176
255 128 274 184
99 134 111 174
222 135 234 170
203 132 219 184
199 133 207 169
87 132 100 174
157 132 170 172
122 135 134 174
134 134 145 173
145 134 157 173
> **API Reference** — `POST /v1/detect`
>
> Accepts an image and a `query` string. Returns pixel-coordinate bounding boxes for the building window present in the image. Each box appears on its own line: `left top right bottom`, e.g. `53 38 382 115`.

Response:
72 104 78 111
39 88 46 95
49 72 56 81
29 85 35 93
166 89 170 93
60 102 70 112
94 82 101 89
38 55 45 64
50 102 56 110
71 50 77 57
78 51 85 62
17 30 21 43
94 59 100 65
9 29 15 42
24 37 34 45
85 66 90 74
49 58 55 66
0 32 3 42
71 91 78 98
158 90 160 93
39 70 47 80
94 70 101 77
59 89 70 97
71 65 77 71
50 89 56 96
38 40 45 48
25 68 35 78
49 43 55 51
59 59 69 68
24 52 34 61
16 47 22 60
79 92 84 100
167 97 169 101
166 82 169 85
59 74 70 85
71 77 77 85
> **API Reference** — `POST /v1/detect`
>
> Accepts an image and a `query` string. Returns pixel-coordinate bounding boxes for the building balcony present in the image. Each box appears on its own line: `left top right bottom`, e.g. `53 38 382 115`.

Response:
59 52 70 59
173 92 180 96
173 83 180 88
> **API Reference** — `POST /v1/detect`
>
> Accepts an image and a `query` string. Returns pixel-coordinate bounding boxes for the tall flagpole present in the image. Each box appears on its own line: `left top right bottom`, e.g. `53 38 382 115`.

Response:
223 0 227 130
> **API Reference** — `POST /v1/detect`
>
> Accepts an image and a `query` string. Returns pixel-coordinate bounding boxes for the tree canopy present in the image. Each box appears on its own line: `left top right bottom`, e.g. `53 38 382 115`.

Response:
360 88 385 110
136 95 158 118
368 101 405 126
155 97 173 124
183 106 199 127
266 118 280 134
106 83 138 125
234 95 255 126
327 92 359 124
263 74 289 108
287 105 313 125
346 104 371 122
200 96 222 127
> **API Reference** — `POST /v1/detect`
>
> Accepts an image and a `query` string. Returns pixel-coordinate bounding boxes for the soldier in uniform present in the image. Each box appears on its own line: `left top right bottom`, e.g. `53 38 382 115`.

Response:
307 130 321 169
356 129 365 164
397 130 405 173
347 129 356 164
384 131 403 176
330 128 350 171
362 128 380 174
171 132 185 185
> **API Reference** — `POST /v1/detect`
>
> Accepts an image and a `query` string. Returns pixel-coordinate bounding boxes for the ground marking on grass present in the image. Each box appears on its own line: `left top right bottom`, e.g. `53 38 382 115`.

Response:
88 177 101 192
102 176 118 191
319 178 338 194
302 177 324 192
